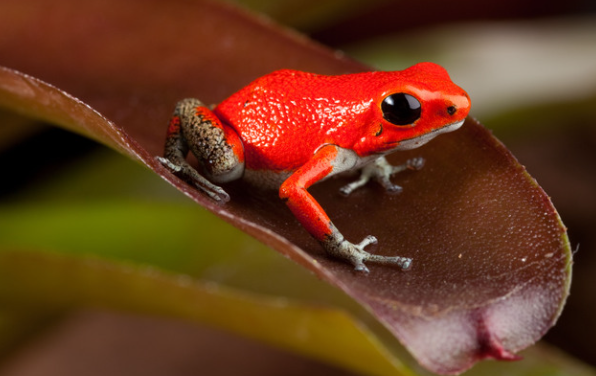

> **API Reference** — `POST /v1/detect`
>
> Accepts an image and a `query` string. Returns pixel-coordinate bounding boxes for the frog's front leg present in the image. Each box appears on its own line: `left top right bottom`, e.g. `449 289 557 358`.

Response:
339 156 425 196
157 98 244 202
280 145 412 273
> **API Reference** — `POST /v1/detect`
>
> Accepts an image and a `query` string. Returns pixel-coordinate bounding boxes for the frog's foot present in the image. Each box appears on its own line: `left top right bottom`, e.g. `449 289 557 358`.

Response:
324 234 412 273
339 156 425 196
156 156 230 203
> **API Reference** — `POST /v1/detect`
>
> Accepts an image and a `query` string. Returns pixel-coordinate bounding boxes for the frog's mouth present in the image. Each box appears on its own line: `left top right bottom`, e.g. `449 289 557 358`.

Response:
392 119 465 151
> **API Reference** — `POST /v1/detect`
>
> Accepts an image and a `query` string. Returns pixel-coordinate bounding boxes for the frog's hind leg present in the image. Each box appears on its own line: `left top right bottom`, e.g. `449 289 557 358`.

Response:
157 98 244 202
178 98 245 184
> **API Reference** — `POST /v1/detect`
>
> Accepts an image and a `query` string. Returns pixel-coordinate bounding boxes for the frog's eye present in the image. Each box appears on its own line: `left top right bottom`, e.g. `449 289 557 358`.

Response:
381 93 421 126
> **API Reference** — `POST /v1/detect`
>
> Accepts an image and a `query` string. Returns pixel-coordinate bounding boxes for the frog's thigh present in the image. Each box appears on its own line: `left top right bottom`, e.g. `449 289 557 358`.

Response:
178 99 245 184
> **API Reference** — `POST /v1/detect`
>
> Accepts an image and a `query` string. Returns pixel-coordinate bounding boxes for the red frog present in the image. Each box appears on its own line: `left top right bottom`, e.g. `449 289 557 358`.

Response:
158 62 471 273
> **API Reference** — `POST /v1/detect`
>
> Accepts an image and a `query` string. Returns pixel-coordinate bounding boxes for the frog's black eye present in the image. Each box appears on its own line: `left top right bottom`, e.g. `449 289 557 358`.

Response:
381 93 421 126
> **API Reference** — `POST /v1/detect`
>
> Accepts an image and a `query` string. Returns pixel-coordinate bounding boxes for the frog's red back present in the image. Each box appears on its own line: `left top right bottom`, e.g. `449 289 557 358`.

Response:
213 63 469 172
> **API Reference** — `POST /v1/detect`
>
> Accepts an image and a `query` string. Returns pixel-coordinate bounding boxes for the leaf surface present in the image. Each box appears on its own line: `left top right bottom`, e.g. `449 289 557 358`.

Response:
0 0 571 373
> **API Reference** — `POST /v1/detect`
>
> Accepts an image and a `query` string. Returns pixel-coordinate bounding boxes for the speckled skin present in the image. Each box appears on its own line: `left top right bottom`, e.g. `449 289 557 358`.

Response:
158 62 471 272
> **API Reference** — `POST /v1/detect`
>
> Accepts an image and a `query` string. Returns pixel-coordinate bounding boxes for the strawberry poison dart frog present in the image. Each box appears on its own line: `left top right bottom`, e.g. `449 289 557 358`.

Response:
157 62 471 273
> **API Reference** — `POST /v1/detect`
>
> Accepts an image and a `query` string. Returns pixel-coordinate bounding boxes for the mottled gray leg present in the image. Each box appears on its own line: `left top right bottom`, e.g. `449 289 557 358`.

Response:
339 156 425 196
157 98 241 202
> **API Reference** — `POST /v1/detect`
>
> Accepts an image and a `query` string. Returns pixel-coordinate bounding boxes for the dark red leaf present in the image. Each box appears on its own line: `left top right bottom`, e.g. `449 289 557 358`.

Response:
0 0 571 373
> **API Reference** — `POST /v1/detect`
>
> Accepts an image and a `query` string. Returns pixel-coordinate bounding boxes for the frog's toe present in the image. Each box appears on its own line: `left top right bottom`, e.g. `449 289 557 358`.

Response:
156 156 183 172
385 184 403 194
350 251 412 272
404 157 425 171
365 253 413 270
376 174 403 194
400 257 413 270
357 235 378 248
339 175 370 196
156 156 230 203
353 262 370 274
200 183 231 203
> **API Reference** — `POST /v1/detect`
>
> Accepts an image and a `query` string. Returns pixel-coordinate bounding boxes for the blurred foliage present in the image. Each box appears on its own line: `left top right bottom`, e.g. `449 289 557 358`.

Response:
218 0 390 31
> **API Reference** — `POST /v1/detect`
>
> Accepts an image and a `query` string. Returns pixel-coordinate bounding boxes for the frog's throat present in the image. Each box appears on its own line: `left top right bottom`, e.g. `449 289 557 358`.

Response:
394 119 465 151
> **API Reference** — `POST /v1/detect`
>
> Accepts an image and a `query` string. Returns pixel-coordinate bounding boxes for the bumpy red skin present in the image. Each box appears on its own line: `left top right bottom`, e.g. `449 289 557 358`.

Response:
215 63 468 170
212 62 470 243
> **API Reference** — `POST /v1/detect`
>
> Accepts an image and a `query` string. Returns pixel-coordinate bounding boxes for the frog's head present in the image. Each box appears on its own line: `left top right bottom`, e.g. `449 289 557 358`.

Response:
367 62 471 153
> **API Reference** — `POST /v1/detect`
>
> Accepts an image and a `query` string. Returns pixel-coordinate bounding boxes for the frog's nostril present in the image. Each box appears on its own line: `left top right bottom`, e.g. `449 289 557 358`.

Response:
447 105 457 115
